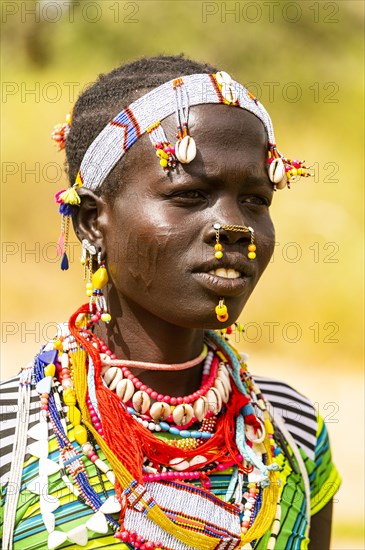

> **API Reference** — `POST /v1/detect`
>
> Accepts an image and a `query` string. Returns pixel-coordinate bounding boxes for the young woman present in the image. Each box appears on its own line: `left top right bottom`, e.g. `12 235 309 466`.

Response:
1 55 340 550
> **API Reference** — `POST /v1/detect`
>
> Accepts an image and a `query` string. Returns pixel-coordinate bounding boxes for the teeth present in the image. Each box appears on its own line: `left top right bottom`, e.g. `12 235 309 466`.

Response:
208 268 241 279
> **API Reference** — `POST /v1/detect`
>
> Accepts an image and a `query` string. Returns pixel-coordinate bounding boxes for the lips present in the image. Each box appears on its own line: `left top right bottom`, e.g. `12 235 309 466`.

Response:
191 256 255 296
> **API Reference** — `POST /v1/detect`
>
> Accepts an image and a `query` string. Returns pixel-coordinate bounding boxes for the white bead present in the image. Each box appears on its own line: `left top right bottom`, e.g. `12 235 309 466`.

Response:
148 422 155 431
67 525 88 546
106 470 116 484
40 494 60 513
99 495 121 514
142 420 149 428
47 530 68 549
39 458 60 476
42 512 55 533
85 511 108 534
94 458 109 473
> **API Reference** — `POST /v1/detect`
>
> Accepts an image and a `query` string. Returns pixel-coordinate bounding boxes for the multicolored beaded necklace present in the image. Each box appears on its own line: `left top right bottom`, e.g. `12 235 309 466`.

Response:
29 303 284 549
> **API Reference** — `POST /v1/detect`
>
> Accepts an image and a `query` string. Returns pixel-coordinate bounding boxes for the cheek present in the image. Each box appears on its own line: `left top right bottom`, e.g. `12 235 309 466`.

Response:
105 212 190 293
256 214 275 267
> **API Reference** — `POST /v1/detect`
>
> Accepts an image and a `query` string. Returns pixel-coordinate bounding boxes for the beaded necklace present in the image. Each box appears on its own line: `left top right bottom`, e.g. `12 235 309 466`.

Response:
27 304 283 549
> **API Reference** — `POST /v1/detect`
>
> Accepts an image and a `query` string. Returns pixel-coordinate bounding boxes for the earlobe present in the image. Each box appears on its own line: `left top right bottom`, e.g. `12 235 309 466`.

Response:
72 188 107 253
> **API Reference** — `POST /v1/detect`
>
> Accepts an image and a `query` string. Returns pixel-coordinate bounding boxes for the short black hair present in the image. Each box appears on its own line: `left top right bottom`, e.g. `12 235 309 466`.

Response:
65 54 218 200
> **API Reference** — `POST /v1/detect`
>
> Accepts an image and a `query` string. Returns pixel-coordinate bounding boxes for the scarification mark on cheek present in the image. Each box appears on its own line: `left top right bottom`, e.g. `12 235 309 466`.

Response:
121 226 185 290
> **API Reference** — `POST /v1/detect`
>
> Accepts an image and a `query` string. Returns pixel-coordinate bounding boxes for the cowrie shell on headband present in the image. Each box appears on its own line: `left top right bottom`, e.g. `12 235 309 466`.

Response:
175 135 197 164
269 157 285 184
215 71 232 86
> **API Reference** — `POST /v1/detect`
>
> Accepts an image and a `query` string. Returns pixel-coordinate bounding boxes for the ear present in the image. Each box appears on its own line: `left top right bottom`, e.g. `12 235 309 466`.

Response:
72 188 108 254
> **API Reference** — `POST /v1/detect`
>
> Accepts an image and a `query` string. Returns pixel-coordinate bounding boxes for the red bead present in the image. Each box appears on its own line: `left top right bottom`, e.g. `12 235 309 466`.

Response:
151 391 158 400
140 385 147 392
170 397 177 405
176 397 183 404
157 394 164 402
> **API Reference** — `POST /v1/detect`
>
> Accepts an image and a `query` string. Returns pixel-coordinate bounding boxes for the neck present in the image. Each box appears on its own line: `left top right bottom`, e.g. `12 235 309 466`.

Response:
93 293 206 397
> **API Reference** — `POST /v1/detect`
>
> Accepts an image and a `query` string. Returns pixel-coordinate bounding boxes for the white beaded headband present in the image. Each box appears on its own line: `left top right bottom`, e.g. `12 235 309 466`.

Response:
74 71 281 192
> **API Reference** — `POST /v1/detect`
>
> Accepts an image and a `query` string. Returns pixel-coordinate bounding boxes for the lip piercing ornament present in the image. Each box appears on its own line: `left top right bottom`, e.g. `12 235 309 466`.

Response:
215 298 228 323
213 224 256 260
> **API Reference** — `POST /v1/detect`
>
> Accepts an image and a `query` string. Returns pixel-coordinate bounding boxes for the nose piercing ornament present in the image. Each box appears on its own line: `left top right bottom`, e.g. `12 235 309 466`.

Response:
213 224 256 260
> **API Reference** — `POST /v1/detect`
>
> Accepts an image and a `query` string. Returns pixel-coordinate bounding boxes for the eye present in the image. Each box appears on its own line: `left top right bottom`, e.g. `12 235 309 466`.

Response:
170 190 206 202
241 196 271 206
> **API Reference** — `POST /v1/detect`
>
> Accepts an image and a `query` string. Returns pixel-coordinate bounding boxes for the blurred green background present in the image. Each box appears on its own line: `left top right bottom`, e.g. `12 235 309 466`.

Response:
1 0 364 547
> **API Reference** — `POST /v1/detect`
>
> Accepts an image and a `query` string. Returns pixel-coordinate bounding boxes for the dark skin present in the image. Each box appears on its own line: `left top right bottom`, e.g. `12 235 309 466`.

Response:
74 104 332 547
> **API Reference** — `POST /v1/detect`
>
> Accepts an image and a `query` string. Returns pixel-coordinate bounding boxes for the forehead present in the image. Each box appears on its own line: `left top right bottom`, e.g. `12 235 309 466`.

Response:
118 104 269 186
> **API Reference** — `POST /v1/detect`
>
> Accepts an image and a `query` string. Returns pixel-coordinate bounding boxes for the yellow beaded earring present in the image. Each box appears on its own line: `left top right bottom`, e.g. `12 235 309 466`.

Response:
81 241 111 323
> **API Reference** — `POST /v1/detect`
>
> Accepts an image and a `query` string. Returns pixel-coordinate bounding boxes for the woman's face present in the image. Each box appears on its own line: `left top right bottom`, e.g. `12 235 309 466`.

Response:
99 104 275 328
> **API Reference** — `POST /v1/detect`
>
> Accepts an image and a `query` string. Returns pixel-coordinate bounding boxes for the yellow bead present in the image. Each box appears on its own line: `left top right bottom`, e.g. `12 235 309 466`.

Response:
101 313 111 323
215 304 227 316
291 168 298 177
63 388 77 406
67 405 81 426
265 419 275 435
217 313 229 322
54 339 63 351
215 251 223 259
248 244 256 252
86 282 93 297
248 252 256 260
160 158 168 167
44 363 56 377
74 425 88 445
214 243 222 251
92 267 108 290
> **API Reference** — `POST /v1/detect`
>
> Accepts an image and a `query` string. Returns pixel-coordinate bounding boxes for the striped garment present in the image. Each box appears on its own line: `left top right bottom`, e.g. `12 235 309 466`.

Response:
0 364 340 549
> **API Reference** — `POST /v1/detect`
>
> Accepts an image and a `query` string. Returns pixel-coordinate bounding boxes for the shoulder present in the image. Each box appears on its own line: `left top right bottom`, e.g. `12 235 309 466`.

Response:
253 374 318 461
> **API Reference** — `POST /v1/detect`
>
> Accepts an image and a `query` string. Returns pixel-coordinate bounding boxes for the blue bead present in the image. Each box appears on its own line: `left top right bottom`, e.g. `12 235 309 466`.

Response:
179 430 191 438
241 404 254 416
190 431 201 438
127 407 135 415
169 427 180 435
159 422 170 431
200 432 212 439
274 447 282 456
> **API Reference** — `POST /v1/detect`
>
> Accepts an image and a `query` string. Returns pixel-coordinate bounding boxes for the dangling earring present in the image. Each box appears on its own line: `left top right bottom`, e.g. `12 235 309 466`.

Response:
81 239 96 297
81 241 111 323
215 298 228 323
213 223 223 259
247 227 256 260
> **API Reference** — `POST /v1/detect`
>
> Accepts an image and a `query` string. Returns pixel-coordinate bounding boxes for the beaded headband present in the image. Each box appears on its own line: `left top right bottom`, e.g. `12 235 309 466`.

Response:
53 70 312 269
